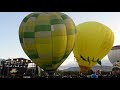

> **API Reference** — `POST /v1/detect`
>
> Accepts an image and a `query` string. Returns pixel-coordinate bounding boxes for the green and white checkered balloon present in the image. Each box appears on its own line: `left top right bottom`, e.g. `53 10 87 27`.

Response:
19 12 76 72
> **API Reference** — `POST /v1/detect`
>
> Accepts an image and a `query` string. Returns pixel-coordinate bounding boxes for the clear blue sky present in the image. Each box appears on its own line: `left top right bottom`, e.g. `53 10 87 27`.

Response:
0 12 31 59
0 12 120 69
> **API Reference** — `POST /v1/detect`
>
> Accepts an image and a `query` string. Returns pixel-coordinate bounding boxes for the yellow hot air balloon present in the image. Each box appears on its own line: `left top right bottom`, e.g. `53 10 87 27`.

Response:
19 12 76 75
73 21 114 73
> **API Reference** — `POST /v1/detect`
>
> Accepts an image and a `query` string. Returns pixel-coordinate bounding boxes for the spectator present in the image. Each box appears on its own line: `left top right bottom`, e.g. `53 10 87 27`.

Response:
91 72 98 78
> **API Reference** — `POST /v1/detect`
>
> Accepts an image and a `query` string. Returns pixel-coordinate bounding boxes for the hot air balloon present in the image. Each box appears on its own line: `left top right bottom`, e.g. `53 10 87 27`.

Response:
73 21 114 73
108 45 120 66
19 12 76 75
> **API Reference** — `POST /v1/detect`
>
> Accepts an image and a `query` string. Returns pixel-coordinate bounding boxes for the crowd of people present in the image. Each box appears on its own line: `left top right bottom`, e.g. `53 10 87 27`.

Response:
36 67 120 78
1 59 120 78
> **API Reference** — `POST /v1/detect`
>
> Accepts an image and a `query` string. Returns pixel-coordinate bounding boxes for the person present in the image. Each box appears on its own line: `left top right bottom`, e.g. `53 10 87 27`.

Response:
90 72 98 78
111 66 120 78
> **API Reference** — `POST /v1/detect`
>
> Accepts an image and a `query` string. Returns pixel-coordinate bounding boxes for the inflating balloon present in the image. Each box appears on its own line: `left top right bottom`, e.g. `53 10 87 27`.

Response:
19 12 76 75
108 45 120 66
73 21 114 73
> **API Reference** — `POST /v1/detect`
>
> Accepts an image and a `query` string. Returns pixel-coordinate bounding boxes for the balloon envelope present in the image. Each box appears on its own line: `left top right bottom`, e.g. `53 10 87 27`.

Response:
19 12 76 72
73 21 114 73
108 45 120 65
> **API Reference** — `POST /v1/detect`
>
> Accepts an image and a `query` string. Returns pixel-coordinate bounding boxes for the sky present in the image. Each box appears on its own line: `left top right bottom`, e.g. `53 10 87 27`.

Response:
0 12 120 70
